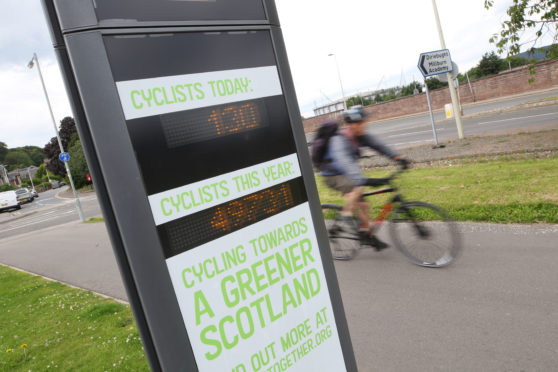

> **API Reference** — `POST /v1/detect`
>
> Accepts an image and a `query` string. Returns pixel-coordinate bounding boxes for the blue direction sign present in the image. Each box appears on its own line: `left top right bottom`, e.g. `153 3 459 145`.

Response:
59 152 70 162
418 49 453 77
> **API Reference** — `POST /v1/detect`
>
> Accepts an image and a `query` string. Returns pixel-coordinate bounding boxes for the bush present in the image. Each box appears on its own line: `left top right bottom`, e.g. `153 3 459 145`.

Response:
36 182 52 192
0 183 15 191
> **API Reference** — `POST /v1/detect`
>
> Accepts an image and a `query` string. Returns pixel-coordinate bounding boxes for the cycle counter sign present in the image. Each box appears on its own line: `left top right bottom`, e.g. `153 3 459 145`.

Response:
42 1 356 371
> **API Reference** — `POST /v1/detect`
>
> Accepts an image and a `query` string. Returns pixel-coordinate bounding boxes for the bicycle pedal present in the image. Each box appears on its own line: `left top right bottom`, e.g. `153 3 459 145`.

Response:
359 233 389 251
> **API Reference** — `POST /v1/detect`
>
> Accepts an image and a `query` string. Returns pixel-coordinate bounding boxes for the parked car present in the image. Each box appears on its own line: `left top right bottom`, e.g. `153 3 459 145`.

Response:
0 190 21 212
31 188 39 198
15 188 34 204
51 180 67 189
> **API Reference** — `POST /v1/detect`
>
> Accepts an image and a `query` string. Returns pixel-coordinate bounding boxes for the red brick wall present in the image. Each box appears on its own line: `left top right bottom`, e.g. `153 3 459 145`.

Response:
302 59 558 133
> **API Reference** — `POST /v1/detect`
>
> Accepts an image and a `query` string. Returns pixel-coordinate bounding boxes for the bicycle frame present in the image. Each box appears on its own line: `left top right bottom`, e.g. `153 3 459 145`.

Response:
361 185 403 229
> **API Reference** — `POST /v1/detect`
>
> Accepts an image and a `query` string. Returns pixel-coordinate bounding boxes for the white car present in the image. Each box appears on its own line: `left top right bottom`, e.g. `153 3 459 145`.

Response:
0 190 21 212
15 188 34 204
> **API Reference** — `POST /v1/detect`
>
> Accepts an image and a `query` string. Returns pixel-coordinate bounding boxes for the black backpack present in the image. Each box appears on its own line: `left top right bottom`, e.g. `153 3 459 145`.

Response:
311 118 338 169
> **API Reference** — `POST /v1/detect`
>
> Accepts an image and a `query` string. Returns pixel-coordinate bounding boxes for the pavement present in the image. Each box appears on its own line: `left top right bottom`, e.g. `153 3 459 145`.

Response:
0 219 125 301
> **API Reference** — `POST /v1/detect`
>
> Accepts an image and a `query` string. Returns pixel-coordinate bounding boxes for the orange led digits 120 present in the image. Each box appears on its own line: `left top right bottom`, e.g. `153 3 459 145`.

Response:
161 100 267 148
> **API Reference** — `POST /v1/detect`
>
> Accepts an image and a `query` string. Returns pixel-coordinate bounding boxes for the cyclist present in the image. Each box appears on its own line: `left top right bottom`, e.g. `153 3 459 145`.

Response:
320 107 407 250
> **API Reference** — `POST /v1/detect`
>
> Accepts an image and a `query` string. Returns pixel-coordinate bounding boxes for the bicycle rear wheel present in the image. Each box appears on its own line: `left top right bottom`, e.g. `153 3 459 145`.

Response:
389 201 461 267
321 204 360 260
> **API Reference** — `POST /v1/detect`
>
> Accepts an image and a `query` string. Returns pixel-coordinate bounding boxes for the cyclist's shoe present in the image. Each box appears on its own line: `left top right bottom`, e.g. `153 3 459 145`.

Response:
359 232 389 251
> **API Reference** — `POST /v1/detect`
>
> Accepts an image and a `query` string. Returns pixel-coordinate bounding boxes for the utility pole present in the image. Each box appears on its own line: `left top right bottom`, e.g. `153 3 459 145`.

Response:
431 0 464 139
28 53 85 222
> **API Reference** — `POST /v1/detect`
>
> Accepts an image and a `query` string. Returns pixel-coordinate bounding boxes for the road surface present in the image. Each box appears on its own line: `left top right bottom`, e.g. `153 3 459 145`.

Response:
0 220 556 371
372 104 558 148
0 187 101 239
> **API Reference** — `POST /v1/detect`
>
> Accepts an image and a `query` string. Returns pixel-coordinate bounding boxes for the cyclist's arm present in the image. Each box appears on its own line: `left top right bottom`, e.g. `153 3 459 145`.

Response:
328 135 367 186
360 133 399 159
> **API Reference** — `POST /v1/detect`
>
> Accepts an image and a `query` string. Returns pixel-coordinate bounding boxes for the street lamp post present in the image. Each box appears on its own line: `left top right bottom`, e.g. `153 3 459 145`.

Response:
431 0 464 139
28 53 85 222
328 53 347 111
27 167 35 190
0 164 8 185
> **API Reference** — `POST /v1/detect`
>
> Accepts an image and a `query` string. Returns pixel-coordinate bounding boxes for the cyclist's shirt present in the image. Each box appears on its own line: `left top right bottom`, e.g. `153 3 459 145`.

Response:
321 129 398 186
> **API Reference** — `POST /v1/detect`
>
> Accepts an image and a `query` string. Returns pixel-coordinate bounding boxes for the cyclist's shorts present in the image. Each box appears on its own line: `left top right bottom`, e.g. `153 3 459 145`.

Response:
324 175 357 194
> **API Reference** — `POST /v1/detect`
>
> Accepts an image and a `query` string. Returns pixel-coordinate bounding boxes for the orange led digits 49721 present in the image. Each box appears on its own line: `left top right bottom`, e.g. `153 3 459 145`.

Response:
211 183 294 233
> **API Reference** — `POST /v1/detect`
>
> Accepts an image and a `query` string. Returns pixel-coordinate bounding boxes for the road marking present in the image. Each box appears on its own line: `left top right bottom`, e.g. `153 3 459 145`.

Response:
389 139 432 147
0 209 78 233
1 217 69 232
38 197 55 202
477 111 558 125
387 128 445 138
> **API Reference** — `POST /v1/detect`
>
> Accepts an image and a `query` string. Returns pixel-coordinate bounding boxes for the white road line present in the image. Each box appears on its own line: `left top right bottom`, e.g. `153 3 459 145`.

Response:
389 139 432 147
1 216 73 232
387 128 444 138
1 208 77 230
477 111 558 125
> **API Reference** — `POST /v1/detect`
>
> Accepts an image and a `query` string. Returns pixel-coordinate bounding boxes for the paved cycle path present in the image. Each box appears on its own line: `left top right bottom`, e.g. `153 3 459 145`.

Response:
1 220 557 371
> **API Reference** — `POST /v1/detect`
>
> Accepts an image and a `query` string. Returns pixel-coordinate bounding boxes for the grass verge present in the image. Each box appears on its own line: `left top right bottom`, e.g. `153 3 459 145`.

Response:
0 265 148 372
317 156 558 224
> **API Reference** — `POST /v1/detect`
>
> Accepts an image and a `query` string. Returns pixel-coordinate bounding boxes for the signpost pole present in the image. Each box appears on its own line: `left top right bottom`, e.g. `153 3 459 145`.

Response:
431 0 464 139
424 79 440 147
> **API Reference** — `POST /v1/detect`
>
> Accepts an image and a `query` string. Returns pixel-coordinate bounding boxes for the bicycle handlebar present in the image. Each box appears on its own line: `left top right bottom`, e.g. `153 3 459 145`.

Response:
365 159 408 187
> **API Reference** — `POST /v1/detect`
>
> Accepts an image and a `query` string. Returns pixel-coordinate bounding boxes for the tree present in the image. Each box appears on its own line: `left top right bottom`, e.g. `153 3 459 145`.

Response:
4 151 33 170
42 116 78 178
401 81 423 97
485 0 558 60
507 54 530 68
43 137 66 177
34 164 52 183
346 95 372 108
476 51 506 77
59 117 78 150
67 134 90 189
0 141 7 163
426 78 448 91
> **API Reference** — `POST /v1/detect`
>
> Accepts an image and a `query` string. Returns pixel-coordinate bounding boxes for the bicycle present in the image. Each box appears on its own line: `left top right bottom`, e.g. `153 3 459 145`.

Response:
321 165 461 267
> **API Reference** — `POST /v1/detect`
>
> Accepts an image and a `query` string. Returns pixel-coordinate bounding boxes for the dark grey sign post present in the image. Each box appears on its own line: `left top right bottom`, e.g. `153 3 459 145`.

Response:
41 1 357 371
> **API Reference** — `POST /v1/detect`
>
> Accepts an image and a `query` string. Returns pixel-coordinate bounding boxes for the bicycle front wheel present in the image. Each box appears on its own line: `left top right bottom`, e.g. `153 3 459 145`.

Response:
321 204 360 261
389 201 461 267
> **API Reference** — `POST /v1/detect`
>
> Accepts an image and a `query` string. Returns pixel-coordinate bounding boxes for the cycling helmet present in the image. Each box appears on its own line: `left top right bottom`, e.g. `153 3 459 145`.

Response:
342 107 368 123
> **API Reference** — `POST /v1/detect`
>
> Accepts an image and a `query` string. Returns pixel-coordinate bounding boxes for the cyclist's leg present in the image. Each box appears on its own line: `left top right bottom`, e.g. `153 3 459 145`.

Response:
356 199 370 230
324 175 360 219
342 186 364 217
356 199 389 250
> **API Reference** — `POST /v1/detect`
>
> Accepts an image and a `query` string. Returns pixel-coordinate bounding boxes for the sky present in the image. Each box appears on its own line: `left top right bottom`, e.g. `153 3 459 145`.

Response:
0 0 532 148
